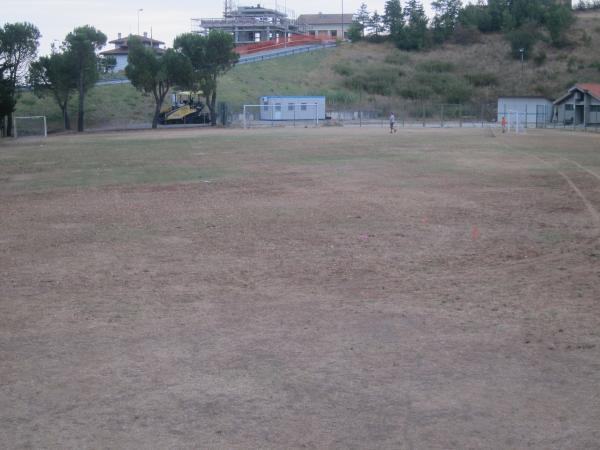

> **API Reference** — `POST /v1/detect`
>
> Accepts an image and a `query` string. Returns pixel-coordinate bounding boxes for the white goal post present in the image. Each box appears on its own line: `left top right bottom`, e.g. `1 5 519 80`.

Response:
506 110 526 134
13 116 47 138
242 103 319 129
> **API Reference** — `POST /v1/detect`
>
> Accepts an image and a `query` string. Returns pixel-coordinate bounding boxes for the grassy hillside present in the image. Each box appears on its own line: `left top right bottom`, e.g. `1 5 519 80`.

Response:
16 83 154 133
15 10 600 131
220 10 600 110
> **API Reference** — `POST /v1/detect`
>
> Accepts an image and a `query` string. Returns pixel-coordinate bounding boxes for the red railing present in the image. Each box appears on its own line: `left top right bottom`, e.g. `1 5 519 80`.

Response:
236 35 335 55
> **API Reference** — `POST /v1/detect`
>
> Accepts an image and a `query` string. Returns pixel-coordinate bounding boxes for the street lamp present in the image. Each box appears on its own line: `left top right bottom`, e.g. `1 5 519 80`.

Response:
519 48 525 77
341 0 344 41
284 0 287 48
137 8 143 36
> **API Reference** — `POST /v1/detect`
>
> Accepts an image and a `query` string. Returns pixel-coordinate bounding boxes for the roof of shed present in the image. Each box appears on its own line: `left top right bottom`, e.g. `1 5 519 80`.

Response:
554 83 600 104
108 34 165 45
297 14 354 25
100 47 166 56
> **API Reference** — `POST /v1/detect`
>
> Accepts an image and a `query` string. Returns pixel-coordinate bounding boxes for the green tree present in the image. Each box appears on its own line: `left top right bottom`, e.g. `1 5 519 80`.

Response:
0 22 40 137
432 0 462 43
383 0 404 36
487 0 510 31
347 21 365 42
355 3 371 37
126 37 193 129
370 11 386 37
506 25 538 59
544 4 574 47
0 71 16 136
29 48 78 130
458 2 493 33
64 26 107 132
400 0 429 50
173 31 239 126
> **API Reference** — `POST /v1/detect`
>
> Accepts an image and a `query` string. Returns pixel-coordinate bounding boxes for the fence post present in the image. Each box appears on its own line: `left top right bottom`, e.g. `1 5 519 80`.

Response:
459 104 462 128
441 104 444 128
480 104 484 128
422 102 426 127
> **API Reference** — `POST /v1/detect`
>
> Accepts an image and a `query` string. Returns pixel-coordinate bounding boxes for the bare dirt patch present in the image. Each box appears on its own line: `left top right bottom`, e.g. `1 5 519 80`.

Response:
1 128 599 449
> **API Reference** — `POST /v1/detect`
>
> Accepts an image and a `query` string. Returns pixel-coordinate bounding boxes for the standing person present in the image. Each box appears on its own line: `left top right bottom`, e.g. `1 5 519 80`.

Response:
389 112 397 134
501 116 507 133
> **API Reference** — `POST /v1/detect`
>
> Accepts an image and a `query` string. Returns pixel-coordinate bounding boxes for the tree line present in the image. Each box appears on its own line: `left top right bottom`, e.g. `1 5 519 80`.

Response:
349 0 574 55
0 23 237 136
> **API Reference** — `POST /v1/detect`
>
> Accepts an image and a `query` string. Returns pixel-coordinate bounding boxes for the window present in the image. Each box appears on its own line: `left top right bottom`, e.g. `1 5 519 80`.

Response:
275 103 281 112
263 104 268 111
565 104 574 111
331 30 337 37
590 105 600 112
309 31 316 36
288 103 294 111
301 103 307 111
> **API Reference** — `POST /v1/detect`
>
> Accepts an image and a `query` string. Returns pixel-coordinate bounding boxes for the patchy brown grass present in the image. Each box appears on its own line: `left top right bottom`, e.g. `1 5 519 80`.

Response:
1 127 599 448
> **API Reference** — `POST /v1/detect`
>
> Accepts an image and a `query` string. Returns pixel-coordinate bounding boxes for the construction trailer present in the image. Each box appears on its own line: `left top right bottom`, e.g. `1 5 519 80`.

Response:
258 96 326 121
193 1 302 44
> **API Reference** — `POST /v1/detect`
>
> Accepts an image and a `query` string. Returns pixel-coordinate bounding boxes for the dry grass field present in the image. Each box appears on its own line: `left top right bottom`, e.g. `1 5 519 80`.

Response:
1 127 599 449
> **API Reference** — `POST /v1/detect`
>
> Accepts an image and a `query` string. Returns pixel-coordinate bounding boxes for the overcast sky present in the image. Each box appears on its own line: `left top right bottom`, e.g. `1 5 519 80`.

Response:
2 0 413 56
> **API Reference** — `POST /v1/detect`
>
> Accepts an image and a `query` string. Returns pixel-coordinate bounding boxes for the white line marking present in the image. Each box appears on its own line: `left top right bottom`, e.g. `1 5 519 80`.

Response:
498 141 600 228
559 157 600 182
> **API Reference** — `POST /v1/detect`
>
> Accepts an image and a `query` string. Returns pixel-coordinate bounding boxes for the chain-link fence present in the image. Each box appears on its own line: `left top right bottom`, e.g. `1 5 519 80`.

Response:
223 101 600 133
230 101 500 129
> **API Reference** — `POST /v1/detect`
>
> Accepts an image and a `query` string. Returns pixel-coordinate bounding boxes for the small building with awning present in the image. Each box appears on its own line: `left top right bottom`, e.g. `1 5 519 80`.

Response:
553 83 600 126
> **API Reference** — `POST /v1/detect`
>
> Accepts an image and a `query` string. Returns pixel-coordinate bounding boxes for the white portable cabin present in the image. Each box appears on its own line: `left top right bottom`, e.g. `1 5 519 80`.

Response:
259 96 326 121
497 97 553 127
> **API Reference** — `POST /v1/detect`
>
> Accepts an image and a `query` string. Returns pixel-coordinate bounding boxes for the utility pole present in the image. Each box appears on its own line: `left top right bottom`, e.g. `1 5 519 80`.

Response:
137 8 143 36
284 0 287 48
341 0 344 41
520 48 525 83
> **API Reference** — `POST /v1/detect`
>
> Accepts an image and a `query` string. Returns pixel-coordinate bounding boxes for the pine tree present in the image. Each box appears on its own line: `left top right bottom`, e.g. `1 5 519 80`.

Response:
383 0 404 36
355 3 371 37
402 0 429 50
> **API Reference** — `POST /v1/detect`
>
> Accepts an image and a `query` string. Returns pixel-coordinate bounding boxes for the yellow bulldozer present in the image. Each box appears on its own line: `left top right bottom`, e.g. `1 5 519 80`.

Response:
159 91 210 125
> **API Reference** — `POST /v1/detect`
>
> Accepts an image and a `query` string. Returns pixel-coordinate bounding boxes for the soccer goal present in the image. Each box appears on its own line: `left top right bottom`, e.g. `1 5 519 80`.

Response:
506 110 526 134
14 116 47 138
242 103 319 129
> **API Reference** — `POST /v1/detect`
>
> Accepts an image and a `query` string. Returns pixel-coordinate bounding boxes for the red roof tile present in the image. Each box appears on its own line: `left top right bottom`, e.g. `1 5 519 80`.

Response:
576 83 600 101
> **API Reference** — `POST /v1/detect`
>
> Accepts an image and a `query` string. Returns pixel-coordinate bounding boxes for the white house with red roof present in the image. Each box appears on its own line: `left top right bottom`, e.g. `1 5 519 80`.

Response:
553 83 600 126
100 32 166 72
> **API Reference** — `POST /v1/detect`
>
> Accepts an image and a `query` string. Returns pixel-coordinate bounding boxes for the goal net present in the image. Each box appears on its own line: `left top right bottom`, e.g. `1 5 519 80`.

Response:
14 116 47 138
506 111 526 134
242 103 319 128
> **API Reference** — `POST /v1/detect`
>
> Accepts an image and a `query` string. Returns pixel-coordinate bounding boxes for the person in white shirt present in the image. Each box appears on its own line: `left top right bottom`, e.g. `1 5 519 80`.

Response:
389 113 397 133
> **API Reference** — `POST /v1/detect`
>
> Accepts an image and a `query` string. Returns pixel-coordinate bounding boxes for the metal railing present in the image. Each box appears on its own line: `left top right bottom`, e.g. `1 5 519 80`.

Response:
238 43 336 64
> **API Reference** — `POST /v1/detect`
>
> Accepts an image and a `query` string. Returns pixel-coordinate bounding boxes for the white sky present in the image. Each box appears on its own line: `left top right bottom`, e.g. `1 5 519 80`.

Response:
2 0 418 56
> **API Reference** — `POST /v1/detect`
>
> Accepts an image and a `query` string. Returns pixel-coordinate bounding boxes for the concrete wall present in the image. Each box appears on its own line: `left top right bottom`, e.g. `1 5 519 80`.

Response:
113 55 128 72
306 24 349 39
